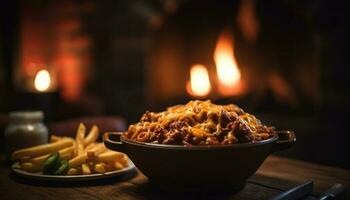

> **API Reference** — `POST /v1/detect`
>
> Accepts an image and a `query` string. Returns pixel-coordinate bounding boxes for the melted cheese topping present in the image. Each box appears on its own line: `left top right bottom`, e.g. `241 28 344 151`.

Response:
125 100 274 145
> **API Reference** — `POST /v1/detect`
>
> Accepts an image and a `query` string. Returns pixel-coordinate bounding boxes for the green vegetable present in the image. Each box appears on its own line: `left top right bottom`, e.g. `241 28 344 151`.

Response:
43 152 61 174
52 160 69 175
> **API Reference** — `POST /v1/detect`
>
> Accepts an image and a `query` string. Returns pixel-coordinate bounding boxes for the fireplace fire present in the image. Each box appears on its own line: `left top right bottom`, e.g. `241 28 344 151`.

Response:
146 0 320 113
214 30 245 97
186 64 211 98
186 30 245 99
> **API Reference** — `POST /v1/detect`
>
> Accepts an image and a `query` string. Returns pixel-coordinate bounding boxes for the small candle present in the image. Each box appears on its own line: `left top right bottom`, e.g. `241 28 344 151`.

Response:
34 69 51 92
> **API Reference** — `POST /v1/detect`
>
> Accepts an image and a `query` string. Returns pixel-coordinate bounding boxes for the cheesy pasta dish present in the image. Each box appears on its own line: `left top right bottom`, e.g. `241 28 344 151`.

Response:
124 100 275 145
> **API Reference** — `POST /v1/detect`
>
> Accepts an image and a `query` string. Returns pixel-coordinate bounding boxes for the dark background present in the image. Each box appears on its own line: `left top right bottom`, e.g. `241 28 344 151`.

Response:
1 0 349 168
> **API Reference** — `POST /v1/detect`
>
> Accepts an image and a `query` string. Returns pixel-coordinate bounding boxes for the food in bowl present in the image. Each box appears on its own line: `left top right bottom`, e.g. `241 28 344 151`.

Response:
104 100 295 187
125 100 275 145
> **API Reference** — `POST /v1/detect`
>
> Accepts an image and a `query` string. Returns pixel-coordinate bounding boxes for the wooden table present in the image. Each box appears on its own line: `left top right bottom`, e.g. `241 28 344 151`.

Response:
0 155 349 200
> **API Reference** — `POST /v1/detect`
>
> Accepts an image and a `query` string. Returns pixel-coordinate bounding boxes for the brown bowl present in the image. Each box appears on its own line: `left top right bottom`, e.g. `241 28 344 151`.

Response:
104 131 295 189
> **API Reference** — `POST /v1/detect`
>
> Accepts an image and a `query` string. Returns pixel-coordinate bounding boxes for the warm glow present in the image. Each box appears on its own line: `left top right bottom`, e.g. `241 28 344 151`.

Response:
214 31 241 93
187 64 211 97
34 69 51 92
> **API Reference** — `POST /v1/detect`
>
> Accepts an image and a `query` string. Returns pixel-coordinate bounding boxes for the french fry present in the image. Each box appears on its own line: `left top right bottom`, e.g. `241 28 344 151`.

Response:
113 161 124 170
50 135 72 143
118 155 129 167
67 167 80 175
86 143 107 159
75 123 86 156
27 146 75 167
90 143 107 153
68 154 87 168
85 142 96 150
85 125 99 146
50 135 62 143
75 123 91 175
60 146 75 160
12 139 74 160
94 163 106 173
20 162 41 173
96 151 124 163
82 163 91 175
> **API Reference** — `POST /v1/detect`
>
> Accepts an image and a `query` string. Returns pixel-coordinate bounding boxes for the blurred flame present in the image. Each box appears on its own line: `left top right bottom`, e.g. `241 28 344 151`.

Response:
34 69 51 92
187 64 211 97
214 31 243 96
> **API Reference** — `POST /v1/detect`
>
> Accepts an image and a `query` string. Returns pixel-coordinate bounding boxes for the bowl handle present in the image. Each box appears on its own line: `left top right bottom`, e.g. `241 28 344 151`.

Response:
103 132 126 152
271 131 296 153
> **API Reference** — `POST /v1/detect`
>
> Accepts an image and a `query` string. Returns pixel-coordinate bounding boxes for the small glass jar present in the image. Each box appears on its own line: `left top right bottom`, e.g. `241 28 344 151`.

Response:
4 111 48 162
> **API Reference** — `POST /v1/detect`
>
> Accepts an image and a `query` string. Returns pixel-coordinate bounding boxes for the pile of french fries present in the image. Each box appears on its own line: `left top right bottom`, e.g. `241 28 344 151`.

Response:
11 123 129 175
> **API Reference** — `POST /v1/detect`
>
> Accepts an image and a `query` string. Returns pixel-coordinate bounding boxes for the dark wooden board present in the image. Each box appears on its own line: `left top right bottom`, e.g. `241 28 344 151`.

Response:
256 156 350 197
0 155 348 200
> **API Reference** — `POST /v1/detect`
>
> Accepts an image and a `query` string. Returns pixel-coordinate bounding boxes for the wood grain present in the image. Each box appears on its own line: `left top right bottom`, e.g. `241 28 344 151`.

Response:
256 156 350 197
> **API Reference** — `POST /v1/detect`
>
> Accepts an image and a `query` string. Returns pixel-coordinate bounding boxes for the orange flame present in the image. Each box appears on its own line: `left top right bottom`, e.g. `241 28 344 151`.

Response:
34 69 51 92
214 31 243 96
186 64 211 97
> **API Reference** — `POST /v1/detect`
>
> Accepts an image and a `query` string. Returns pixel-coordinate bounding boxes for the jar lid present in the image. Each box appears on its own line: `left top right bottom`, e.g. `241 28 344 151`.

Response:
9 111 44 121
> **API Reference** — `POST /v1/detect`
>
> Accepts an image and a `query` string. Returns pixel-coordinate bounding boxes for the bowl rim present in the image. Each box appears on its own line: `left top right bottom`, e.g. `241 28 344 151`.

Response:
119 133 279 150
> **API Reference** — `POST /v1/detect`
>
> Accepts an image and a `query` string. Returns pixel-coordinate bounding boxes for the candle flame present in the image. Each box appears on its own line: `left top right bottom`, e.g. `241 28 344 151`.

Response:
34 69 51 92
187 64 211 97
214 31 241 95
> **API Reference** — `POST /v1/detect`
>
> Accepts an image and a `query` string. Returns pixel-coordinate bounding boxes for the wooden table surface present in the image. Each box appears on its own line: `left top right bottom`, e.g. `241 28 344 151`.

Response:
0 155 349 200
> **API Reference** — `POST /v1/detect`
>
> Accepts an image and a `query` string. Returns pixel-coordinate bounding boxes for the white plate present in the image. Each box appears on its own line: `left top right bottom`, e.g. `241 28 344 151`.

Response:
11 160 135 181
